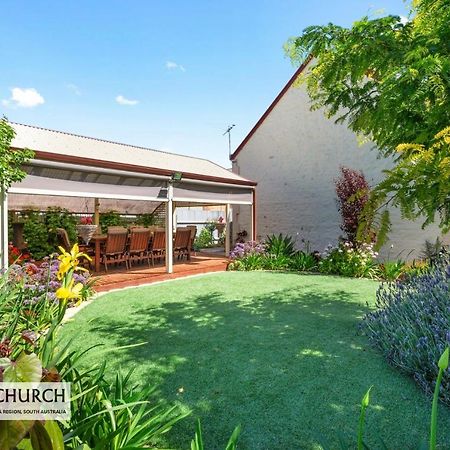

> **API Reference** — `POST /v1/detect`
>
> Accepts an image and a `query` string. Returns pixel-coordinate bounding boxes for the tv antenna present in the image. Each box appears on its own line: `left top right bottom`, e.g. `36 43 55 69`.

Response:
223 124 235 156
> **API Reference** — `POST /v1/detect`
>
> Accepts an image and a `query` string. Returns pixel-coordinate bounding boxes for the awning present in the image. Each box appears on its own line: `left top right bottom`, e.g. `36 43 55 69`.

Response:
9 161 254 205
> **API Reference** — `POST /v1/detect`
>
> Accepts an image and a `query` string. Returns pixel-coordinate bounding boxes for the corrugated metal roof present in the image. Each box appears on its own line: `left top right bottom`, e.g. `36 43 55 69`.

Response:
11 122 251 184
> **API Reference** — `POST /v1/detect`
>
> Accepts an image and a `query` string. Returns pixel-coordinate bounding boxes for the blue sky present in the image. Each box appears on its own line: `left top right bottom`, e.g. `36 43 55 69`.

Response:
0 0 408 167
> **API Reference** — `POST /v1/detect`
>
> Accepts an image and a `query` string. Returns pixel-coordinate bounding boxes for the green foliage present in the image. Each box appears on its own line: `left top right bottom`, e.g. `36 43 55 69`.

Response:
23 211 53 260
320 355 448 450
22 208 77 260
362 258 450 405
319 241 379 278
285 0 450 233
0 117 34 189
99 210 124 233
374 127 450 233
194 227 214 250
288 251 318 271
357 387 372 450
377 260 406 281
57 350 187 450
1 246 185 450
135 213 156 227
190 419 241 450
421 238 445 263
265 233 297 258
45 207 77 248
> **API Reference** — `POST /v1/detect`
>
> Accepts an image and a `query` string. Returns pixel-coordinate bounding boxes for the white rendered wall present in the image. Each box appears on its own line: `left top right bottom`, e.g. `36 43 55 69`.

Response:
232 81 447 259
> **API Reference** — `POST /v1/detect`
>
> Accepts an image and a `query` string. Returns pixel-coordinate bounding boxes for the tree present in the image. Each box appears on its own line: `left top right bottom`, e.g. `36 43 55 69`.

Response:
0 117 34 189
285 0 450 233
335 167 370 244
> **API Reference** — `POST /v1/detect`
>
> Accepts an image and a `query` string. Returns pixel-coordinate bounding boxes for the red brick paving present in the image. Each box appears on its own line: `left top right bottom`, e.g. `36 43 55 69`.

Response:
93 253 229 293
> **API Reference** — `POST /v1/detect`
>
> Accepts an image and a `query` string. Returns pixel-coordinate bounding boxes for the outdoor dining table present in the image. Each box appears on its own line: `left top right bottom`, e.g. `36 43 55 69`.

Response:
89 234 107 272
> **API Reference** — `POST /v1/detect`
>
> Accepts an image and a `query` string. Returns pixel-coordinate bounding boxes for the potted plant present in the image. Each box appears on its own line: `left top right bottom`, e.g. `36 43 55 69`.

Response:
76 216 98 244
216 216 226 235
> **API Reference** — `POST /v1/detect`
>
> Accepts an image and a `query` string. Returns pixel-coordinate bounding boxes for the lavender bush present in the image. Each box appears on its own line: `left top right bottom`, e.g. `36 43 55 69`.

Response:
229 241 266 259
361 260 450 404
228 241 267 271
8 256 93 305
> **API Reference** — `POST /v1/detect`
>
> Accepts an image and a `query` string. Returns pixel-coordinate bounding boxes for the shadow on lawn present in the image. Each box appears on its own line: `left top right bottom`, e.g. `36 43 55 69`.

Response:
78 282 443 450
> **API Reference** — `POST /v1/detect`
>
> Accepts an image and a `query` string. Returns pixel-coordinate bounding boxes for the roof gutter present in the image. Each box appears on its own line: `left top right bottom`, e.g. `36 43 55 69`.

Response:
13 148 257 187
24 154 257 190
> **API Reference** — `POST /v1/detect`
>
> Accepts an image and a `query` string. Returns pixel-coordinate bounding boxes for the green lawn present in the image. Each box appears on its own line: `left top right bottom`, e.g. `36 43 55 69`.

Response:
60 272 450 449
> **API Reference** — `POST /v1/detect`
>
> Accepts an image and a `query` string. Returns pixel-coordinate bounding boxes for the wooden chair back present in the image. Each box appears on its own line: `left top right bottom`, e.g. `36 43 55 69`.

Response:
129 228 150 253
174 228 191 249
107 226 127 233
105 230 128 255
56 228 71 251
151 230 166 251
186 226 197 249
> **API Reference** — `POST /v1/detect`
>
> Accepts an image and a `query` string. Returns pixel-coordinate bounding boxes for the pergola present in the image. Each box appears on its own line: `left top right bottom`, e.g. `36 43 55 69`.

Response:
0 123 256 271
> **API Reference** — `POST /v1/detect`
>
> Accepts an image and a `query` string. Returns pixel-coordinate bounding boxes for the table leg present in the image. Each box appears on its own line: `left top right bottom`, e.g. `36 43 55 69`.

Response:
95 239 101 273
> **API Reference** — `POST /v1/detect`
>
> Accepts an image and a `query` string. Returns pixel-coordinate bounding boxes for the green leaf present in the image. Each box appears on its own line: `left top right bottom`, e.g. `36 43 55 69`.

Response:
225 424 241 450
43 421 64 450
438 347 449 370
29 421 53 450
3 353 42 383
361 386 372 408
0 420 35 450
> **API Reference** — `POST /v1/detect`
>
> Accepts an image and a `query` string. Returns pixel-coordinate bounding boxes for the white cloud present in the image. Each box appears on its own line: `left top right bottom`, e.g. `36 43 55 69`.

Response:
115 95 139 106
166 60 186 72
66 83 81 96
2 87 45 108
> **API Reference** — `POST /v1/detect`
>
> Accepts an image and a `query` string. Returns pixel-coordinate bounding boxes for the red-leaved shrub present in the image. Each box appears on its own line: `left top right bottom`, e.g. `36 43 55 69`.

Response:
335 167 370 243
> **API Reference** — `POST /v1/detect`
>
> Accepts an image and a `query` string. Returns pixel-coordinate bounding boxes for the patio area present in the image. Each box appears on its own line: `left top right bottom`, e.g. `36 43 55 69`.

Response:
93 252 228 292
1 123 257 277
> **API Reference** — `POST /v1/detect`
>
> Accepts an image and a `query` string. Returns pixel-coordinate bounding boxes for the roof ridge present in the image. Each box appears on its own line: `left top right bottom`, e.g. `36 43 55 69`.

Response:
11 121 215 164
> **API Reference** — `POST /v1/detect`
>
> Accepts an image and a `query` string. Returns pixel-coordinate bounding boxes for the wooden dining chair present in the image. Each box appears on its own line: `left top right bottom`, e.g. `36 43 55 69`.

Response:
102 230 129 272
56 228 71 252
56 228 94 266
128 228 151 268
185 226 197 252
107 226 128 233
150 230 166 266
174 228 192 261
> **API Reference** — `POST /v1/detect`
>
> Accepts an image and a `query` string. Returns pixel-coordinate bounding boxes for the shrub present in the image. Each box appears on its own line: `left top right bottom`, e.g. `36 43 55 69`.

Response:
136 212 156 227
265 233 297 258
230 240 266 259
9 258 93 306
44 206 78 248
361 259 450 405
319 241 378 278
99 210 124 233
22 208 78 260
194 227 215 250
0 245 185 449
290 251 318 272
23 211 53 260
335 167 370 244
377 260 406 281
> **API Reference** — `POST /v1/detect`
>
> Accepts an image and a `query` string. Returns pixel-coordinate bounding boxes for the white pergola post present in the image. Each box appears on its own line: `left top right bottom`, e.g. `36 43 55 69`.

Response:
250 189 256 241
165 184 174 274
225 203 232 256
0 187 8 270
173 201 177 230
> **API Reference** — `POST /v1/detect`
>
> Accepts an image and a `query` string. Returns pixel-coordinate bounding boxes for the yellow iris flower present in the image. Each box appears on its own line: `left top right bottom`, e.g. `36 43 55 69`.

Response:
57 244 92 279
55 279 84 300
